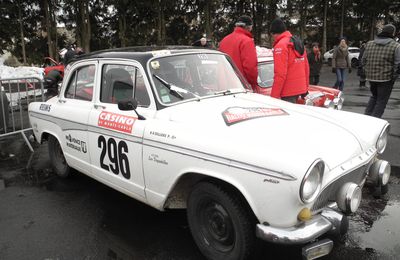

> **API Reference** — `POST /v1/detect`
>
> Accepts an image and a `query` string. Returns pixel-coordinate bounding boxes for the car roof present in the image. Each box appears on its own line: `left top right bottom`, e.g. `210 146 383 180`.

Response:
74 46 222 64
256 46 273 63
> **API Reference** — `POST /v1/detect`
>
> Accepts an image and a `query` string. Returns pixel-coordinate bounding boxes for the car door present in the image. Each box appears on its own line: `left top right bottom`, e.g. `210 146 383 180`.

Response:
55 61 97 173
87 60 154 200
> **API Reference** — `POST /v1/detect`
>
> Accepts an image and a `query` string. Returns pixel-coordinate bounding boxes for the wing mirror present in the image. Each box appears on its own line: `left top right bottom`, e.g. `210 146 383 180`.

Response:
118 98 146 120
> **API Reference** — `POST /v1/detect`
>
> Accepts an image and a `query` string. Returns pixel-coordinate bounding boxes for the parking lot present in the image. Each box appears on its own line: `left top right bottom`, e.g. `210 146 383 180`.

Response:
0 65 399 260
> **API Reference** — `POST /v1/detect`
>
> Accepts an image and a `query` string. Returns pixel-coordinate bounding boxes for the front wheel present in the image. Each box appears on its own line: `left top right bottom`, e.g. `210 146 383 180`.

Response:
187 182 255 260
48 135 70 178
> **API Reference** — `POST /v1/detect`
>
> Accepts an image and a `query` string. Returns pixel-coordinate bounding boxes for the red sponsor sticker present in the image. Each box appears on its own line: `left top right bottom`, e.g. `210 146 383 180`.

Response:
98 111 137 133
222 107 288 125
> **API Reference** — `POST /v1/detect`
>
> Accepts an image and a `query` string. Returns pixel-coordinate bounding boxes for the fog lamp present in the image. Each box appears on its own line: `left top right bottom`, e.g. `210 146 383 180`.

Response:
336 183 362 214
324 99 335 109
368 160 391 186
298 208 312 221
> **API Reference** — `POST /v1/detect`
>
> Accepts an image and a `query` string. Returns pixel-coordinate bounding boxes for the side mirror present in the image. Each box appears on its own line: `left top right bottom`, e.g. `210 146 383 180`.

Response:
118 97 138 111
118 98 146 120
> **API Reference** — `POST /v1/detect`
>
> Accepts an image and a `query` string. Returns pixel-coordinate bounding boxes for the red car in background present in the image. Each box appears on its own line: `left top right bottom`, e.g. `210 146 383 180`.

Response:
43 57 65 78
255 47 344 109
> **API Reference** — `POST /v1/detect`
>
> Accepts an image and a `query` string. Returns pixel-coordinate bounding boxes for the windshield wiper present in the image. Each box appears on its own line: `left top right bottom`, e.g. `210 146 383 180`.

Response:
153 74 184 99
214 90 231 95
153 74 202 100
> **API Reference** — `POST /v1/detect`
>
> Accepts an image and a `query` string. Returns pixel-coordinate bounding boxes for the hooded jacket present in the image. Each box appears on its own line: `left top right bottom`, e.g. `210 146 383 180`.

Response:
271 31 309 98
219 27 258 91
362 37 400 82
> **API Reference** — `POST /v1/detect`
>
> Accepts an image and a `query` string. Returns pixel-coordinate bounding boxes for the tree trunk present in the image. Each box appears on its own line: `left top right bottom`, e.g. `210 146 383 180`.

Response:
322 0 328 52
17 0 27 64
43 0 54 60
157 0 165 45
340 0 345 37
119 13 127 47
369 16 376 40
204 1 212 39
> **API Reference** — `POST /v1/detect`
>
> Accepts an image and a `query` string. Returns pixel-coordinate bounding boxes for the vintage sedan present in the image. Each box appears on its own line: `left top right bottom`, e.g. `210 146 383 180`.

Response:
255 47 344 109
28 47 391 260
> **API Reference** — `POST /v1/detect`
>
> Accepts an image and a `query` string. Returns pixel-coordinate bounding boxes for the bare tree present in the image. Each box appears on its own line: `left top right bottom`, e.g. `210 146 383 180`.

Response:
17 0 27 64
322 0 328 52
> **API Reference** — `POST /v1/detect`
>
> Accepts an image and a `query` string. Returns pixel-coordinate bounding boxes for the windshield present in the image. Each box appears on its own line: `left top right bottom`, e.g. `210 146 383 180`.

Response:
149 53 247 105
257 62 274 88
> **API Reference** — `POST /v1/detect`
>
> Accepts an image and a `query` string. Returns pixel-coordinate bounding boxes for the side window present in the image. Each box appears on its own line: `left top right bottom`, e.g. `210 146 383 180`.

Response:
101 64 150 107
65 65 95 101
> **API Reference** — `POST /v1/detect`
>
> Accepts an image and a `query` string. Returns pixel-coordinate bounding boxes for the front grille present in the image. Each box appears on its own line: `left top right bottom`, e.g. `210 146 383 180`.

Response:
311 164 368 212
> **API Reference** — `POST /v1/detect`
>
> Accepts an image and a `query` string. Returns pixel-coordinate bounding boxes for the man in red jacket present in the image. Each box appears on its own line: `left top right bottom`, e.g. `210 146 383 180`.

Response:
219 15 258 92
270 18 309 102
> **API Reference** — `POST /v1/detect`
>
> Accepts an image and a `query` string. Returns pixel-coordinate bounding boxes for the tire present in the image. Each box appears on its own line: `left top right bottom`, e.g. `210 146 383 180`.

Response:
187 182 255 260
328 58 332 66
48 135 70 178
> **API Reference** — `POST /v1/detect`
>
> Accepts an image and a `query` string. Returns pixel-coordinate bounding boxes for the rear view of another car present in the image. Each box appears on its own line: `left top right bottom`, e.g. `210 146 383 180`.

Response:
255 47 344 109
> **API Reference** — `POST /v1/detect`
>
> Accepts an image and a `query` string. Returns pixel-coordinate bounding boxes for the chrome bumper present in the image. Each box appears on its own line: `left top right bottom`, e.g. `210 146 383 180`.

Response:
256 208 347 245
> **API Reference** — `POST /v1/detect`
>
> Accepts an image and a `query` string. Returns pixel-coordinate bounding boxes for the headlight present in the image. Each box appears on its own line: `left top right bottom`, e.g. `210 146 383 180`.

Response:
333 96 344 110
305 99 314 106
324 99 335 109
376 124 390 154
300 159 324 203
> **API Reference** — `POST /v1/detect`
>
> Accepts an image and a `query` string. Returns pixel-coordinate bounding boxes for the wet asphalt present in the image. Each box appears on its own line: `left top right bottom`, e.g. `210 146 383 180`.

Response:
0 65 400 260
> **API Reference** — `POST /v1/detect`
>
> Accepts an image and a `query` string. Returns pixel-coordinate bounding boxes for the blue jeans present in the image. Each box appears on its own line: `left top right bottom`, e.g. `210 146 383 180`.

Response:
334 68 346 91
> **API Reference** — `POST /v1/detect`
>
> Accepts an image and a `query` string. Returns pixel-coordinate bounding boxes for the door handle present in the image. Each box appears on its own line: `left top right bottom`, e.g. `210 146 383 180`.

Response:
94 104 106 109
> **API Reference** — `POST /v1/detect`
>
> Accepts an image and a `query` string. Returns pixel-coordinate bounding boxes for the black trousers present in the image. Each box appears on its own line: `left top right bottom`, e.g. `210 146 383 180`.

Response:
281 95 298 103
365 81 394 118
309 75 320 85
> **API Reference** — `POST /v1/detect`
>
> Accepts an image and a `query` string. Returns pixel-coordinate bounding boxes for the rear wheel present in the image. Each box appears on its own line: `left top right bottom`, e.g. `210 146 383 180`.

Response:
187 182 255 260
48 135 70 178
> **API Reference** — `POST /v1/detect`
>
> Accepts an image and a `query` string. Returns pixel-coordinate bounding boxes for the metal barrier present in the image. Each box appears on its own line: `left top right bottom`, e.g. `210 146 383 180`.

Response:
0 76 45 152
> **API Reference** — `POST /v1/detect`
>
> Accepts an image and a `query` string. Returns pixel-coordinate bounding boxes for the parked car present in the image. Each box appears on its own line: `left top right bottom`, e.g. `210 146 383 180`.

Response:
323 47 360 68
29 46 391 260
256 47 344 109
43 57 65 78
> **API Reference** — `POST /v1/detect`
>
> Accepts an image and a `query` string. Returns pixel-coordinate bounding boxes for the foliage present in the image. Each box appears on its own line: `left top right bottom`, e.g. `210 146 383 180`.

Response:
0 0 399 64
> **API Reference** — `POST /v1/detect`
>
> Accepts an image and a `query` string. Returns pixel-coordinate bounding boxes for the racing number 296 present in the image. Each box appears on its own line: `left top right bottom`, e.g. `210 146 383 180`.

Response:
98 135 131 179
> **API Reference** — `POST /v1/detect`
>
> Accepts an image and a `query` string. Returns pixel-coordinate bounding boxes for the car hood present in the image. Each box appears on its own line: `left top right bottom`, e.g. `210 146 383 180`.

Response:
149 93 372 179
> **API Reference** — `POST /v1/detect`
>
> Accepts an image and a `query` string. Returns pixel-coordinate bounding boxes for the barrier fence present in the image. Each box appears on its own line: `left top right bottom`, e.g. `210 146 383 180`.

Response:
0 76 45 152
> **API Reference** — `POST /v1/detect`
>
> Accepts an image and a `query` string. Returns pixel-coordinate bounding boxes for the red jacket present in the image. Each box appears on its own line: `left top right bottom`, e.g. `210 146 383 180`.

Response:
219 27 258 91
271 31 309 99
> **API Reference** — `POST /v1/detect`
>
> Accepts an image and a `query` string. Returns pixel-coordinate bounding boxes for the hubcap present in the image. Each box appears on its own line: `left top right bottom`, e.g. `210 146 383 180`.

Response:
198 199 235 252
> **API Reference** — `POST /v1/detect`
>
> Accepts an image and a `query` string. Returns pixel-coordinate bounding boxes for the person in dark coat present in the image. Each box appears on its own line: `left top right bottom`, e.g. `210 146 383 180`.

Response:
357 41 367 89
63 46 85 65
44 70 63 100
307 42 323 85
362 24 400 118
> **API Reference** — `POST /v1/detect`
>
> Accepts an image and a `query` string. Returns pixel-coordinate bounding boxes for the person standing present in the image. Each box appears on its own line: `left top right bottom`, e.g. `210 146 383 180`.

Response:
362 24 400 118
219 15 258 92
269 18 309 103
357 41 367 89
332 37 351 91
307 42 323 85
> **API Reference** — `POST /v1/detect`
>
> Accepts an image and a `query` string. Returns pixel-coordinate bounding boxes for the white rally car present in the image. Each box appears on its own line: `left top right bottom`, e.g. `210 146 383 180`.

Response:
29 47 391 260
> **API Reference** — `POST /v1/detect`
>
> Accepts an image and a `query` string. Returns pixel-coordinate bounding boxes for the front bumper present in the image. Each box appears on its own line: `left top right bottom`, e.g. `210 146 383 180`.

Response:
255 208 347 245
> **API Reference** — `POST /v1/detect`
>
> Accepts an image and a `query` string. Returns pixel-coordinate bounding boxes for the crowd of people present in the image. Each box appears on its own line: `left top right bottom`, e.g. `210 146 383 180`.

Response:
45 18 399 118
216 15 400 118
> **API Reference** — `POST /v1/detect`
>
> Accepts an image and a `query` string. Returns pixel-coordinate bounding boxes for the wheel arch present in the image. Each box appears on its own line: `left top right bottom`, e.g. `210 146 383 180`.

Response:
163 172 259 223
